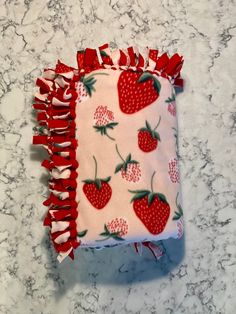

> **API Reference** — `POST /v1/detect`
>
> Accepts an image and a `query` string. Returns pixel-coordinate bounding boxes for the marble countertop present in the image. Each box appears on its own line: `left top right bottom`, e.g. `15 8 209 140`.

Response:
0 0 235 313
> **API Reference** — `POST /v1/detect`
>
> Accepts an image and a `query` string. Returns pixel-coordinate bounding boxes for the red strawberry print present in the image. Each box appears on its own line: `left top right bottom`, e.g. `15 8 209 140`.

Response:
55 60 73 74
93 106 118 141
107 218 128 237
165 93 176 116
117 71 161 114
168 103 176 116
82 156 112 209
121 163 141 182
94 105 114 125
129 171 170 235
96 218 128 241
115 144 141 182
149 49 158 62
96 218 128 242
173 192 184 238
138 116 161 152
168 157 180 183
77 81 89 103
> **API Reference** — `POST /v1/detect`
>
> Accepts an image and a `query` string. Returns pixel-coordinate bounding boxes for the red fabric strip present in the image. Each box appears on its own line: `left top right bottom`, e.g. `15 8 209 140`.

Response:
127 47 136 66
149 49 158 62
33 103 47 110
84 48 97 68
37 112 47 121
77 50 85 70
53 239 80 253
33 135 47 145
47 119 68 129
99 43 109 50
119 50 128 66
165 54 183 76
155 53 169 71
36 78 51 92
52 208 78 220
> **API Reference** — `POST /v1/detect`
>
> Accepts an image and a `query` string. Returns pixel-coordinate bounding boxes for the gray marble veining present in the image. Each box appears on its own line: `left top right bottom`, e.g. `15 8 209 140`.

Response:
0 0 235 313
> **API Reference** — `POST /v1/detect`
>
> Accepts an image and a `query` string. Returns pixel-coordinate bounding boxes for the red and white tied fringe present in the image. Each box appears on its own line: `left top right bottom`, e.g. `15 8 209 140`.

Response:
77 43 184 88
33 43 184 263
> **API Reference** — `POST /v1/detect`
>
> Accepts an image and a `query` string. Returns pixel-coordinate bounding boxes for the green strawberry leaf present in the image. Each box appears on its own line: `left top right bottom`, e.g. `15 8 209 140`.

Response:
94 123 117 141
173 208 182 220
125 153 131 163
90 86 96 93
85 77 96 85
84 84 92 97
153 77 161 94
175 192 183 217
157 193 168 204
138 72 153 83
93 125 103 133
128 189 150 194
174 211 181 217
130 160 139 164
100 50 109 57
93 125 100 130
95 178 102 190
148 192 155 206
112 235 125 241
106 122 118 129
102 176 111 183
104 224 109 233
77 229 88 238
138 127 148 132
115 163 124 173
152 131 161 141
111 232 120 236
93 125 112 137
83 77 97 97
130 191 150 203
123 161 128 172
173 215 180 221
178 205 183 216
82 179 94 184
100 231 109 236
145 120 152 132
170 93 176 102
165 93 175 103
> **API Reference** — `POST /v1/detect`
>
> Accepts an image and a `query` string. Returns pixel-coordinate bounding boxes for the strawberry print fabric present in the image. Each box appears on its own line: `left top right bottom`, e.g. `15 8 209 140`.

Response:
33 44 184 262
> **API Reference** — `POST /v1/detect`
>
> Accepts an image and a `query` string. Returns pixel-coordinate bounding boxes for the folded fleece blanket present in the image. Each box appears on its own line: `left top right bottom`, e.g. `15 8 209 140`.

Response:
33 44 184 263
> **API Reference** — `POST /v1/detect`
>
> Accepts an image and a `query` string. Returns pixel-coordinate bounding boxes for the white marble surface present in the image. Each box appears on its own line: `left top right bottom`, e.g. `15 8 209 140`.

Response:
0 0 236 313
